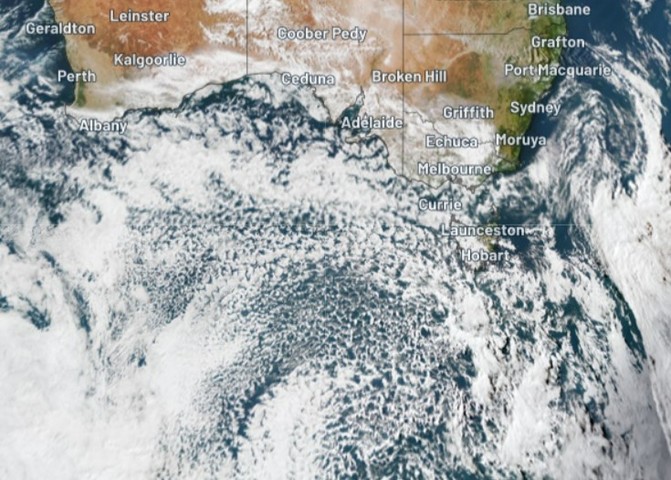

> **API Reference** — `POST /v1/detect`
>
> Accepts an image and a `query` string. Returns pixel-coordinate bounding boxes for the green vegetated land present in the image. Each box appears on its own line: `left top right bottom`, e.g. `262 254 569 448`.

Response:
495 11 567 172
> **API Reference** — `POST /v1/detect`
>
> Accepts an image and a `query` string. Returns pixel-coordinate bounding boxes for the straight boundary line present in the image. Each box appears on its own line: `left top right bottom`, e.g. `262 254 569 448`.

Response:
404 27 530 37
401 0 406 177
245 0 249 75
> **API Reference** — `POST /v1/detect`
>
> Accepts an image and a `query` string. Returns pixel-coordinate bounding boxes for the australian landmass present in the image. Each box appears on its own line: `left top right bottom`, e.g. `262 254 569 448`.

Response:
44 0 568 187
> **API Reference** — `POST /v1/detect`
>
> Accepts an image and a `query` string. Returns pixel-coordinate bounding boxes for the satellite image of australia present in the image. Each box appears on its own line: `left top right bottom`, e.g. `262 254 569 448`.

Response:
1 0 671 479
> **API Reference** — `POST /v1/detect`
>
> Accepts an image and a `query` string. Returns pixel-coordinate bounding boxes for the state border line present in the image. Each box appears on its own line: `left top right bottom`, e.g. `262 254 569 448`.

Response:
245 0 249 75
404 26 530 37
401 0 406 177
